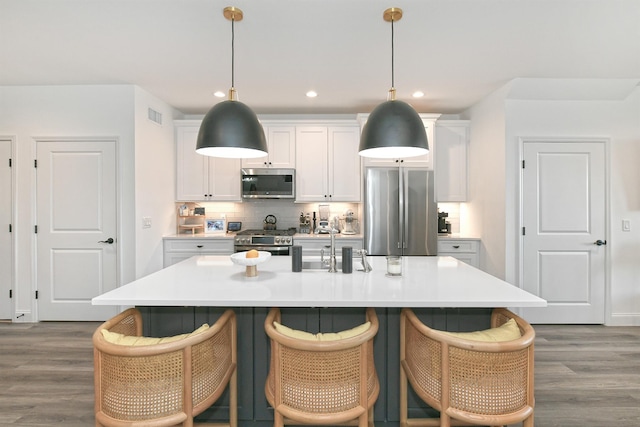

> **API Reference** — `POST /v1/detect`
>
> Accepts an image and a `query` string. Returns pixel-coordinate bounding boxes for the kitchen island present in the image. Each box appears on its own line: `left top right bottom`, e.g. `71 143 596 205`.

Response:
92 255 545 426
93 254 544 308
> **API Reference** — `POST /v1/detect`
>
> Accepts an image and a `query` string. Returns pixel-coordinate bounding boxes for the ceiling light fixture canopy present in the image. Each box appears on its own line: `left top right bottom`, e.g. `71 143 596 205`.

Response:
196 6 267 159
359 7 428 159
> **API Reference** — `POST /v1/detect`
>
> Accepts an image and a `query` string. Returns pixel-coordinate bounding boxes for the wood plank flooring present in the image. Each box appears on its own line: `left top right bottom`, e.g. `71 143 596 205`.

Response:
1 321 639 426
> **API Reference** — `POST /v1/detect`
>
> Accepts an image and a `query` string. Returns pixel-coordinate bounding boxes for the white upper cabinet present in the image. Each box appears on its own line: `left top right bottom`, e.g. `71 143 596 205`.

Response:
175 121 241 201
435 120 469 202
241 125 296 169
357 113 440 169
295 124 361 202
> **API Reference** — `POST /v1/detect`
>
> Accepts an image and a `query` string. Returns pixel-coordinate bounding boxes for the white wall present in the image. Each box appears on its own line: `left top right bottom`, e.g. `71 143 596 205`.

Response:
0 85 136 321
461 84 512 279
465 81 640 325
134 88 179 278
504 88 640 325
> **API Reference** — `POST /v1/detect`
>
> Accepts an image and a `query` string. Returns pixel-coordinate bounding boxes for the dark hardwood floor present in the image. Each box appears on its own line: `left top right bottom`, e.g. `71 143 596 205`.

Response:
1 321 639 426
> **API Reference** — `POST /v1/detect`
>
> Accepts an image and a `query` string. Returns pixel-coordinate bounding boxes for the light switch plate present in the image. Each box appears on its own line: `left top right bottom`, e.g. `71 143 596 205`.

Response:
143 217 152 228
622 219 630 232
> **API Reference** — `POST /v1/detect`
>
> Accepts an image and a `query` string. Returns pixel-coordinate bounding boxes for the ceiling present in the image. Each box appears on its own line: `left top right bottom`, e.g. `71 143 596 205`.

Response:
2 0 639 115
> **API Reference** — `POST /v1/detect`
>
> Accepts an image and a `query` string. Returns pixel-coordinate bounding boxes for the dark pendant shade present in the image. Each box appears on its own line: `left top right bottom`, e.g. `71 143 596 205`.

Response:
196 100 267 158
359 99 428 158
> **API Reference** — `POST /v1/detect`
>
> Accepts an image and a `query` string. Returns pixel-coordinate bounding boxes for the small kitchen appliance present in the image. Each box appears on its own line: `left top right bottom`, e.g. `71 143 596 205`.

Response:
438 211 451 235
341 210 358 235
234 229 295 255
317 204 331 233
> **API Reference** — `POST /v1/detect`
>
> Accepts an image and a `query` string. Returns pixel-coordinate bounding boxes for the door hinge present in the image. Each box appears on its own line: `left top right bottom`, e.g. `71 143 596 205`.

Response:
8 158 11 167
34 159 37 168
522 160 525 168
9 224 11 233
9 290 12 298
35 290 39 299
34 225 38 234
522 227 526 236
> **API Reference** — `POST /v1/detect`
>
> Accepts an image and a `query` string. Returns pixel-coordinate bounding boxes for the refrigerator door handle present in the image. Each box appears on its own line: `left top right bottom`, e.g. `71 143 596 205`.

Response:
398 167 405 251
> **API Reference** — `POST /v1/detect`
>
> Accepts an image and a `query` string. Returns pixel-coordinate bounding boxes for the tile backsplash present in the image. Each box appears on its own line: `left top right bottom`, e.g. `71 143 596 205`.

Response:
176 200 361 233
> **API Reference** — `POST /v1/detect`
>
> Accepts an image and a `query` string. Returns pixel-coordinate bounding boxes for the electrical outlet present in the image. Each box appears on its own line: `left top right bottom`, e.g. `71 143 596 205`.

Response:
143 217 152 229
622 219 631 232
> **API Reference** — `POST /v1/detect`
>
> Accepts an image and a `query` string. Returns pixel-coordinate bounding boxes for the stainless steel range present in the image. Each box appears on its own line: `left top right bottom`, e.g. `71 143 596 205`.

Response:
234 229 295 255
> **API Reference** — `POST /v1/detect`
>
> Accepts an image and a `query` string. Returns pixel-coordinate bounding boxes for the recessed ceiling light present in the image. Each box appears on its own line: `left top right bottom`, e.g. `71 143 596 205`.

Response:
214 91 225 98
306 91 318 98
412 91 424 98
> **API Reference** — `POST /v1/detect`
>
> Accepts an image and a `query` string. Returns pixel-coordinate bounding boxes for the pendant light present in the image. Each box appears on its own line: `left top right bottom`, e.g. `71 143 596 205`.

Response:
359 8 428 158
196 6 267 158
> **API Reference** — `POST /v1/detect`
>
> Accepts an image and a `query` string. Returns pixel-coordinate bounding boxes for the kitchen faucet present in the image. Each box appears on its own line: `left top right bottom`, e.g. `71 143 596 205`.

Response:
320 227 339 273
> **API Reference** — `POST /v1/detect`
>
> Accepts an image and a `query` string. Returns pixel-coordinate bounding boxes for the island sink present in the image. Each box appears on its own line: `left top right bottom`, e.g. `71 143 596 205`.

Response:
302 258 343 271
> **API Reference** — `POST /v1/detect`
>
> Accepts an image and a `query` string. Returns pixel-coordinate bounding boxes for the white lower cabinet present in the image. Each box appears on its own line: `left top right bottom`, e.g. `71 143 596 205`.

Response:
163 237 234 267
437 238 480 268
295 237 363 258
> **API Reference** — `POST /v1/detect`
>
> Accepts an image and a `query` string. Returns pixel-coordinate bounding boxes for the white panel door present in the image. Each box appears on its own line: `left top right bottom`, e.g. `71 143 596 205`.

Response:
521 141 607 323
36 139 118 321
0 140 12 319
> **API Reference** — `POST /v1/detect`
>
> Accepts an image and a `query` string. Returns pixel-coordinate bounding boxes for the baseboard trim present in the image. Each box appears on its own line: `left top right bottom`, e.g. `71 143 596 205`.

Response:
607 313 640 326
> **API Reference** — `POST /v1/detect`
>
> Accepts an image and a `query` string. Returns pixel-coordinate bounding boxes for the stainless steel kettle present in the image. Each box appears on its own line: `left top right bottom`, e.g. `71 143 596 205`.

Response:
263 214 277 230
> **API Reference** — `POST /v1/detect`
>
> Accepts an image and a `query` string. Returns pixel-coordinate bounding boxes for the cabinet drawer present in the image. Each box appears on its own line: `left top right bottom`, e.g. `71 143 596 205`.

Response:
164 239 234 253
438 240 479 253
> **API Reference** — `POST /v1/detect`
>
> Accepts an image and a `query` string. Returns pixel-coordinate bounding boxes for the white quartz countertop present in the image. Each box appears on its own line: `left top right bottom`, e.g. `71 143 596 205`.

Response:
92 255 546 308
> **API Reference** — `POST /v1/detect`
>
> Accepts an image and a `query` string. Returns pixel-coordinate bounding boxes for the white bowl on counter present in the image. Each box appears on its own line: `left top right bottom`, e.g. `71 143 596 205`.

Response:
230 251 272 266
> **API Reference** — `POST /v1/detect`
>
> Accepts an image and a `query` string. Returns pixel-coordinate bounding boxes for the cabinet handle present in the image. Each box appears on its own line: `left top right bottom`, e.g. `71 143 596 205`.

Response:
197 245 203 248
453 245 460 249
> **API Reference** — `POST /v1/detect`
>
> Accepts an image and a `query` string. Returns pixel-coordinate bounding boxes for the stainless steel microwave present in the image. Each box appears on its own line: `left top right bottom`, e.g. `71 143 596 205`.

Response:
241 168 295 199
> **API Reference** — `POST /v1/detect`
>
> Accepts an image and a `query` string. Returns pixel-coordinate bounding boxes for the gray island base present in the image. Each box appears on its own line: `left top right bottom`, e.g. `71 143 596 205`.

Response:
93 255 545 426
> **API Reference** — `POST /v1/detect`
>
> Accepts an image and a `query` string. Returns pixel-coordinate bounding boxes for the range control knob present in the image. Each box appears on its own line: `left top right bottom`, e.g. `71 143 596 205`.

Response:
275 237 281 244
286 237 291 243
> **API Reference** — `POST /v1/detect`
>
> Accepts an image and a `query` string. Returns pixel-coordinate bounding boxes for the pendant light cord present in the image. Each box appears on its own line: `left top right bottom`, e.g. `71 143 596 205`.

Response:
231 16 235 89
391 16 395 89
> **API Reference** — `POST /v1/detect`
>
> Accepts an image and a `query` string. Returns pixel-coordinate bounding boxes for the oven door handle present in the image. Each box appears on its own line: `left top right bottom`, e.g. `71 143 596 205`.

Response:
235 245 291 253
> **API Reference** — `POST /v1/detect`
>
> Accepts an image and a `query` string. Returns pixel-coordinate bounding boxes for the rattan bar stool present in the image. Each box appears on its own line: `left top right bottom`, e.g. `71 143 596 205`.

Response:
400 307 535 427
93 308 237 427
264 307 380 427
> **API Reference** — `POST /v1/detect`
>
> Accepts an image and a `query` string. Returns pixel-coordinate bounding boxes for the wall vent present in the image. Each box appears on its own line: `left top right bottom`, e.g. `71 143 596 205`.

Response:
148 107 163 125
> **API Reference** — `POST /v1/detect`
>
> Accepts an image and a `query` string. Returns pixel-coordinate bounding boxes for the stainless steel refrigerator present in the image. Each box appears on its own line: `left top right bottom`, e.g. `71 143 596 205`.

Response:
364 167 437 256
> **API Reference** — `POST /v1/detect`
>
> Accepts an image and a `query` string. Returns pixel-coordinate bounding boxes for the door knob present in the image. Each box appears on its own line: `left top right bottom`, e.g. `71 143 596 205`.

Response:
98 238 114 244
594 239 607 246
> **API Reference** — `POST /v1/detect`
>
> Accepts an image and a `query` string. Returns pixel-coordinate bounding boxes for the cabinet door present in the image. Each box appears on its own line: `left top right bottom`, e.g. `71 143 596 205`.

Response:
176 126 210 201
295 127 328 201
328 126 361 201
435 121 469 202
242 125 295 168
208 157 241 201
267 126 296 168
